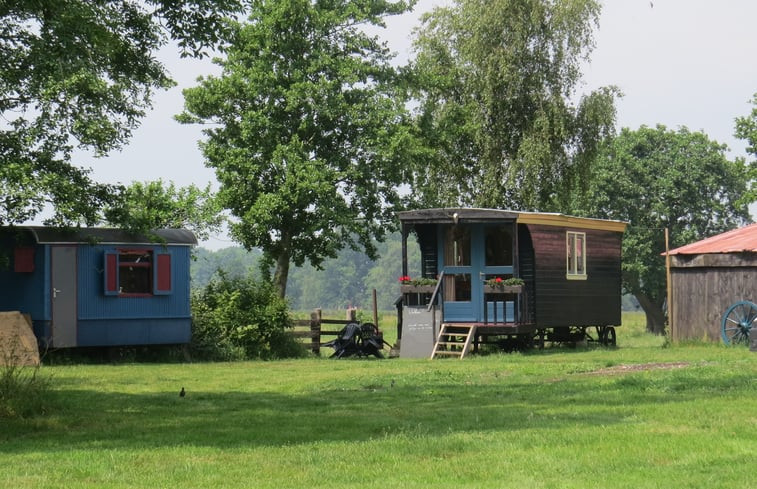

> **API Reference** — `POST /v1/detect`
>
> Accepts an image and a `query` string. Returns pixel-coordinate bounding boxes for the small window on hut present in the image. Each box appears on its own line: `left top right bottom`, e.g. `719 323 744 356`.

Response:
104 250 172 296
566 232 587 280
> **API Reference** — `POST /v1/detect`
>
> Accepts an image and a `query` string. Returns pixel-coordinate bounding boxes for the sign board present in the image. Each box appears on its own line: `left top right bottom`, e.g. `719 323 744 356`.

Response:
400 306 438 358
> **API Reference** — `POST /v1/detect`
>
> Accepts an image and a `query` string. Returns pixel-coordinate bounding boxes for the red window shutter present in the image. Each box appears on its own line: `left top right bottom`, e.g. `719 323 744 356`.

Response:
14 247 35 273
104 252 118 295
155 253 172 294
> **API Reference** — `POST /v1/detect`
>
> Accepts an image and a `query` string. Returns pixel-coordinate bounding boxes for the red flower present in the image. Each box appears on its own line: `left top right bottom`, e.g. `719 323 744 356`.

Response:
495 277 503 283
399 275 411 283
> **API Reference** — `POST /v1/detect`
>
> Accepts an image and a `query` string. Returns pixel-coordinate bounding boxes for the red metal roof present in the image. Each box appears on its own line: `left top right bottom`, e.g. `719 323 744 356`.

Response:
667 223 757 255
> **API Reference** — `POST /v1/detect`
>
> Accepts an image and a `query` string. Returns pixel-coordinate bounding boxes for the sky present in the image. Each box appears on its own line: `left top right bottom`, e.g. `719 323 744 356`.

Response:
72 0 757 249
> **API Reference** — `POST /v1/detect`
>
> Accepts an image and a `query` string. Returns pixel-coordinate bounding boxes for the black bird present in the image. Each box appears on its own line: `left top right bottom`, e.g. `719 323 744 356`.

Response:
179 387 186 397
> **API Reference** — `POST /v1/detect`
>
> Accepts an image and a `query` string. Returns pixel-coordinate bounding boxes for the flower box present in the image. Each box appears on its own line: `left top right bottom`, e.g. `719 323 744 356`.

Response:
483 284 523 294
401 285 437 294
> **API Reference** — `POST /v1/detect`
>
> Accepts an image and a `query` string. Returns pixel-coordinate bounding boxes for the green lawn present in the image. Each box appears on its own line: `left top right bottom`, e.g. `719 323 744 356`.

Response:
1 314 755 488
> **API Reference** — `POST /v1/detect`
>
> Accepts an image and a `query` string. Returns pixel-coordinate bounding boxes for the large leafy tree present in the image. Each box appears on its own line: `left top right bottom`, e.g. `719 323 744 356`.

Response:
103 180 225 241
178 0 416 297
409 0 617 211
580 125 751 334
0 0 244 226
734 93 757 206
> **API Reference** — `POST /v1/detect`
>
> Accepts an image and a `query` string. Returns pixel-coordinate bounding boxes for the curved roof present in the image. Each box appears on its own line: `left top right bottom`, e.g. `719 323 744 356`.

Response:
398 208 627 233
667 223 757 255
4 227 197 246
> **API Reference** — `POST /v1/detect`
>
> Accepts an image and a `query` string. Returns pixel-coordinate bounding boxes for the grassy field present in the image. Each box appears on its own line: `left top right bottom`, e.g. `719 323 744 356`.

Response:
1 313 755 488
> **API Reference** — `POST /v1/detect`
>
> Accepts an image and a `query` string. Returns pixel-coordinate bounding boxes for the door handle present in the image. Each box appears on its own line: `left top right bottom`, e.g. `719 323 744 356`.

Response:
53 288 61 298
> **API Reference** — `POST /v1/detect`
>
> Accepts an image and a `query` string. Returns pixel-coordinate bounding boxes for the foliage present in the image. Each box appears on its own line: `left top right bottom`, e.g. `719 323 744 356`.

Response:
733 92 757 205
190 273 305 360
579 125 751 334
408 0 618 211
103 180 225 241
485 276 524 288
0 0 244 227
177 0 416 298
191 246 263 290
399 276 437 286
0 363 52 419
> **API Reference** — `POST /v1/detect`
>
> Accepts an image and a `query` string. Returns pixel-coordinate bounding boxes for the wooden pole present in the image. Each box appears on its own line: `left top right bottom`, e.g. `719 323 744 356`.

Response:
665 228 674 342
372 288 379 332
310 308 322 355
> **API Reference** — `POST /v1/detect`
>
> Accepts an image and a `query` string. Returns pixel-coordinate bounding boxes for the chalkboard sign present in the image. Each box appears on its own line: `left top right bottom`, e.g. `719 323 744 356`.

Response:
400 306 439 358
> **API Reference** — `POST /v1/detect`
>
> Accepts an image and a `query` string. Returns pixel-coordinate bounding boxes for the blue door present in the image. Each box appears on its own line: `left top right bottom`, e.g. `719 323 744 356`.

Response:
439 224 515 322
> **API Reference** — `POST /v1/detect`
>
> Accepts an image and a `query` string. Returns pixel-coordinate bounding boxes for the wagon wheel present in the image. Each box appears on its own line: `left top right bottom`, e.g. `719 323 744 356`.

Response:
721 301 757 346
600 327 617 347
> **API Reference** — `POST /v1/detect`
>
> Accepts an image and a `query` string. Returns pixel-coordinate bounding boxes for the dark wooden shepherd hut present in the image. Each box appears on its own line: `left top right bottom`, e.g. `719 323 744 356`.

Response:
396 208 627 358
667 223 757 343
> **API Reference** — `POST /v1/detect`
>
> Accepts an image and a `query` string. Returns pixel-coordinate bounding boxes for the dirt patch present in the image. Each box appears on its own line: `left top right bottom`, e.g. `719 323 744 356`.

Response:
587 362 690 375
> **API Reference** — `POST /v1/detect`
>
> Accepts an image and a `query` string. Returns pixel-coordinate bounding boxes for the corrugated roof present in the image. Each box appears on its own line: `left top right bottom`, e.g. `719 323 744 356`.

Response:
667 223 757 255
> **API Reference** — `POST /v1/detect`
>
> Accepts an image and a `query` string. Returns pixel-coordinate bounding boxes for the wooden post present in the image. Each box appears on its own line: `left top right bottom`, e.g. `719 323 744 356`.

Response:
310 308 322 355
665 228 674 342
372 288 379 331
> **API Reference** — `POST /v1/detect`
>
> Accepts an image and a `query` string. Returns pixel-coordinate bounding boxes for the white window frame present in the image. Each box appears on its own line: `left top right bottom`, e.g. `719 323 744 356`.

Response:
566 231 587 280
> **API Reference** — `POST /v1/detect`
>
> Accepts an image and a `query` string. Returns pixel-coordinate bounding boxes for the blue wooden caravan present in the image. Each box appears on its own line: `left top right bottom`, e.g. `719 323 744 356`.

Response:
0 227 196 348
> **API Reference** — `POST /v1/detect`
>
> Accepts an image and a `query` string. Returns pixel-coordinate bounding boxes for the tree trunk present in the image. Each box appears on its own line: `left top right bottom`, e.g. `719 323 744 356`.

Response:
635 293 666 335
272 234 292 299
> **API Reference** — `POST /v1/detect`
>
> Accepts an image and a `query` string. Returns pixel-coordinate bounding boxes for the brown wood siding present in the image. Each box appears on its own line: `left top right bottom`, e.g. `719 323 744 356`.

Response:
526 224 623 327
671 263 757 341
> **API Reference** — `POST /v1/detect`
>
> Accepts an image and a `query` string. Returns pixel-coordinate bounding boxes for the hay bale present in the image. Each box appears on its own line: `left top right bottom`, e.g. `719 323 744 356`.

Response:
0 311 40 366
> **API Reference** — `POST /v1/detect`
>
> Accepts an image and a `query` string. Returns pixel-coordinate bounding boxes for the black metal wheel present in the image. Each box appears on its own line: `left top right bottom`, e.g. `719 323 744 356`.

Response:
600 326 616 346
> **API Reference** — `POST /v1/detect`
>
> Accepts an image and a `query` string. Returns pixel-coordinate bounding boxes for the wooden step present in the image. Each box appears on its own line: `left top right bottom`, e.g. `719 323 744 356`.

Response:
430 323 477 359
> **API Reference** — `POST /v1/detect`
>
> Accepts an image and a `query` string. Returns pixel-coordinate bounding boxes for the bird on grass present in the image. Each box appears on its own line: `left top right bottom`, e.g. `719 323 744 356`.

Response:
179 387 186 397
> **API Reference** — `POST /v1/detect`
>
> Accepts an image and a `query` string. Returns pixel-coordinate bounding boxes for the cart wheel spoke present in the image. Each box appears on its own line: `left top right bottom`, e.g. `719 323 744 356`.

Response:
721 301 757 346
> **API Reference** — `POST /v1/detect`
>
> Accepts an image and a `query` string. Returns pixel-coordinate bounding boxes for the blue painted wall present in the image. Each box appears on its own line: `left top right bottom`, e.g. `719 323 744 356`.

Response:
0 239 192 347
76 245 192 346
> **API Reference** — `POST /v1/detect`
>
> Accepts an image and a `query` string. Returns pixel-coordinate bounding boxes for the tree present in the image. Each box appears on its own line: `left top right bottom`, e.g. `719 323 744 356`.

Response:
178 0 416 298
409 0 617 211
0 0 244 227
734 93 757 206
103 180 225 241
579 125 751 334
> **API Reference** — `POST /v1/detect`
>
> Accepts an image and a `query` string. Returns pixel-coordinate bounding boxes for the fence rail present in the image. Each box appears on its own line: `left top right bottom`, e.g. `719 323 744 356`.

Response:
292 308 358 355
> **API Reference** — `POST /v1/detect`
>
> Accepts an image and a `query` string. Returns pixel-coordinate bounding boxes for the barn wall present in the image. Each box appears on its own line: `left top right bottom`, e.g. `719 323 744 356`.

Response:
671 262 757 342
527 224 623 327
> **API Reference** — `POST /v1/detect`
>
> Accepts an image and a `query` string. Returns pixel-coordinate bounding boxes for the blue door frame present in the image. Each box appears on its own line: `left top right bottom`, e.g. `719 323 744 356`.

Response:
439 224 514 322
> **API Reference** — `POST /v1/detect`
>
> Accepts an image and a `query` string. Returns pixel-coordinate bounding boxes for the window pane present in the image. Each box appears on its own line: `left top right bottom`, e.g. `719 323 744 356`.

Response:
119 251 153 294
485 226 513 266
443 273 471 302
567 233 576 274
576 235 585 274
444 226 471 266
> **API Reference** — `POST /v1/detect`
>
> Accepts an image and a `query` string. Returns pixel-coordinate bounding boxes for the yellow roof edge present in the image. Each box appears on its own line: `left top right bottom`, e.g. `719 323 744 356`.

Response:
516 213 627 233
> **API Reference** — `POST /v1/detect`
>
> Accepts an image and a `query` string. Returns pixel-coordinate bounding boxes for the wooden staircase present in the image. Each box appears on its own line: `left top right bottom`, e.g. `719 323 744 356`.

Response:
430 324 477 359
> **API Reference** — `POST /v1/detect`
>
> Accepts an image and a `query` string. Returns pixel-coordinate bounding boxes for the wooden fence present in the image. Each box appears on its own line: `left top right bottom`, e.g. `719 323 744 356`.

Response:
292 308 358 355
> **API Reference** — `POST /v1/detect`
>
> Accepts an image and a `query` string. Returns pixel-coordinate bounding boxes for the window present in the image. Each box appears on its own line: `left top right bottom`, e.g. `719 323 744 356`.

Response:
566 232 587 279
444 226 471 266
484 226 513 266
104 249 172 296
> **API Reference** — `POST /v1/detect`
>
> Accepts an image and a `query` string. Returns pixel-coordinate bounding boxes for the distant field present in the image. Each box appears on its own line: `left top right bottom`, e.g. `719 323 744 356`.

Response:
1 312 754 489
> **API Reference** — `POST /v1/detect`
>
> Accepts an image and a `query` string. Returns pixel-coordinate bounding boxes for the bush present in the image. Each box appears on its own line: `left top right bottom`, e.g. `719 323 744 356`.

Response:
191 273 306 360
0 363 52 418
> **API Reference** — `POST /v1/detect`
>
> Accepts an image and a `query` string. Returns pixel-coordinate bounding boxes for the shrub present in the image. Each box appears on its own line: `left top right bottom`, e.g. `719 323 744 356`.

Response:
0 363 52 418
191 273 306 360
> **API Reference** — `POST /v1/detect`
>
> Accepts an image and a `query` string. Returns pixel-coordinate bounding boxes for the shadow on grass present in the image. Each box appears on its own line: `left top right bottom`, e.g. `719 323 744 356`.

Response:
3 366 752 453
